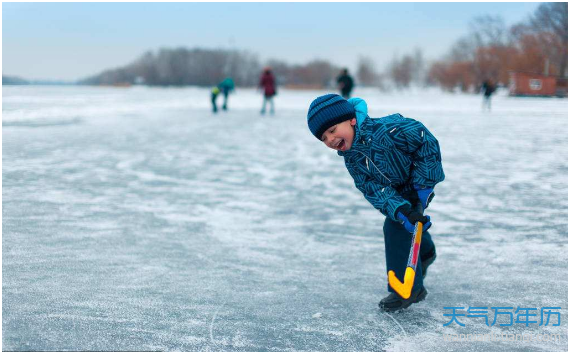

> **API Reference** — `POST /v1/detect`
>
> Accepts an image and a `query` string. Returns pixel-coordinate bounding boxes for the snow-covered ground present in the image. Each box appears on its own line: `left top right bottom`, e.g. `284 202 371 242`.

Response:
3 86 568 351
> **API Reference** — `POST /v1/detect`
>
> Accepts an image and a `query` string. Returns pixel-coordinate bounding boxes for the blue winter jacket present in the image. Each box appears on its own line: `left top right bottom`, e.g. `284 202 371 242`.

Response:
338 98 445 221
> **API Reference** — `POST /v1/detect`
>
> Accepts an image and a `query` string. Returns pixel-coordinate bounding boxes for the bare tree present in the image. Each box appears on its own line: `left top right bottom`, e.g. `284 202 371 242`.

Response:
530 2 568 42
411 48 425 85
448 36 478 63
427 61 474 92
529 2 568 76
224 50 260 86
356 56 379 86
304 60 338 88
469 15 509 48
388 54 414 88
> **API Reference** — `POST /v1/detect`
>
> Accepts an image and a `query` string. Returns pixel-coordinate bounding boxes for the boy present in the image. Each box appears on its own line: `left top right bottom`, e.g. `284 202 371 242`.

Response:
211 77 235 113
307 94 445 312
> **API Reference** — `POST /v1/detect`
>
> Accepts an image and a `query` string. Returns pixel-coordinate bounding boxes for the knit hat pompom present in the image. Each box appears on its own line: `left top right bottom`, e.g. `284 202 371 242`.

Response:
307 94 356 139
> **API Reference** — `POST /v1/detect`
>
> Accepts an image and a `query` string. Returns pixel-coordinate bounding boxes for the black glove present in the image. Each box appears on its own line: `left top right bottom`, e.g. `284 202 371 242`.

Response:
399 188 420 204
396 204 431 233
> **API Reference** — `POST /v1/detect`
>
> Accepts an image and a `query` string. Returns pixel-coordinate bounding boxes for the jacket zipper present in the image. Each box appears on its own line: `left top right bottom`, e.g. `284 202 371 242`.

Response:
354 149 393 185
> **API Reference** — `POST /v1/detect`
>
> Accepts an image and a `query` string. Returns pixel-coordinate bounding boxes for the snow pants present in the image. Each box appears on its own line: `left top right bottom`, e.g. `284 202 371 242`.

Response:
211 92 219 112
211 91 229 112
261 96 275 114
383 217 436 293
483 94 492 111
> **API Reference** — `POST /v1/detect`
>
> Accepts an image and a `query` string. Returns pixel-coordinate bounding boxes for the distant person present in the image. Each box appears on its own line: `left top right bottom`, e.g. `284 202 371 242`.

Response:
306 94 445 312
211 77 235 113
259 67 277 115
481 79 496 111
337 68 354 99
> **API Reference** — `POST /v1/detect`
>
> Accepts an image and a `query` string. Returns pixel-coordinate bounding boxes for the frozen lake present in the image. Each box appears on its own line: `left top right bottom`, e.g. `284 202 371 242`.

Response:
3 86 568 351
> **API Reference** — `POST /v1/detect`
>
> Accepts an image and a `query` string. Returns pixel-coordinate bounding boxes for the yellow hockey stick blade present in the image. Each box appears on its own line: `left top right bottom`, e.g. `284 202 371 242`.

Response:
388 267 416 299
387 221 424 299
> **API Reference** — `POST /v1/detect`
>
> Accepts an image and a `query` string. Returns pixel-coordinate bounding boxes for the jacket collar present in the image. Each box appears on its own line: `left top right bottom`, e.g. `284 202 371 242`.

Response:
337 115 372 157
337 97 371 157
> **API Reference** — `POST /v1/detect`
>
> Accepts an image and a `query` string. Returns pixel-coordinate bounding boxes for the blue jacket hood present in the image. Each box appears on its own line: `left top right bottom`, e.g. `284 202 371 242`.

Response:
348 97 368 129
337 97 369 156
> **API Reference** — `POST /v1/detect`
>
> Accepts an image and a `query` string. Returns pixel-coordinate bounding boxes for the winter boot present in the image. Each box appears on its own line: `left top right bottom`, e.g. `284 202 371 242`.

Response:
421 250 437 279
379 287 428 312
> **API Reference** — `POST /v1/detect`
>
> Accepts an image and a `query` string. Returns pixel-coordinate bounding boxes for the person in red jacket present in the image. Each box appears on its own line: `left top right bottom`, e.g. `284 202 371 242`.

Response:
259 67 277 115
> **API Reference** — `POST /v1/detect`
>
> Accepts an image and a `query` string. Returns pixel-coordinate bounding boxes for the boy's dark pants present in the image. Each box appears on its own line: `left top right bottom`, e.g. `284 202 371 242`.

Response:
211 92 219 112
383 218 435 293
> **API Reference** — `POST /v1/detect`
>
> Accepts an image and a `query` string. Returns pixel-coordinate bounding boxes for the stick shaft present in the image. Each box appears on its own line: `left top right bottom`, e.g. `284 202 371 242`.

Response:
387 203 424 299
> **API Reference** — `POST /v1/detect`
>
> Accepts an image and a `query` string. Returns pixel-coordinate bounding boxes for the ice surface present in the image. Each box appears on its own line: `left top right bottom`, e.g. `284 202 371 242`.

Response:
3 86 568 351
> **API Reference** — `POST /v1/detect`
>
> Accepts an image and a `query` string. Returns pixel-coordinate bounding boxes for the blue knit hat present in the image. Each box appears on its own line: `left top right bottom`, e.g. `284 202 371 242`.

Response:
307 94 356 139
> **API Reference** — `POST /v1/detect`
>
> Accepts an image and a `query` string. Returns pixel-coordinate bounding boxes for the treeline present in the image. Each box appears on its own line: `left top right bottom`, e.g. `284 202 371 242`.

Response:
2 75 73 85
426 2 567 92
79 48 342 88
3 75 29 85
80 48 259 86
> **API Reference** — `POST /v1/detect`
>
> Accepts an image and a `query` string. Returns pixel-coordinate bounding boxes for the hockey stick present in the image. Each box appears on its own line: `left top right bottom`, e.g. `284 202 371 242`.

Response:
387 204 424 299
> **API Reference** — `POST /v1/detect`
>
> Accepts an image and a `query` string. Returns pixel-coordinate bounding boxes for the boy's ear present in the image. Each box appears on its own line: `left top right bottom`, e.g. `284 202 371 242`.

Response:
350 117 357 126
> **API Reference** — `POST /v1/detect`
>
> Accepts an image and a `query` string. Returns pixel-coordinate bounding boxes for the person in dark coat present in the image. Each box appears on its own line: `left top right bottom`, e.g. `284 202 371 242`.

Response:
259 67 277 115
307 94 445 312
481 79 496 111
337 68 354 99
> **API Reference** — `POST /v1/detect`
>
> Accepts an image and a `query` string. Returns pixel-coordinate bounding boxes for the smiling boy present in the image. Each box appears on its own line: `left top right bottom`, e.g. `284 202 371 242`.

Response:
307 94 445 312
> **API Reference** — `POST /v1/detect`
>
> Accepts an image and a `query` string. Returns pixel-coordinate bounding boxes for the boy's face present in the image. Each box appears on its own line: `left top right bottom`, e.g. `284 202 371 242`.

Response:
320 118 357 151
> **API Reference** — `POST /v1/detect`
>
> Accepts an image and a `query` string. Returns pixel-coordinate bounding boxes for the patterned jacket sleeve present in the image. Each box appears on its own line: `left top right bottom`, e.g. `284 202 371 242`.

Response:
391 116 445 187
344 157 410 222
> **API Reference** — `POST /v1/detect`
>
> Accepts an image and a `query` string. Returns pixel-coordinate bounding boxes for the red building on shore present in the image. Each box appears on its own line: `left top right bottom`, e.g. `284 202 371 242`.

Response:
509 71 568 97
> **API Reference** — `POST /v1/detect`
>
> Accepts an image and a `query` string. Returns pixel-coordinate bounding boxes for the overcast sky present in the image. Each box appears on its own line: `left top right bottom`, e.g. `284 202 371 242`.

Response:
3 2 541 81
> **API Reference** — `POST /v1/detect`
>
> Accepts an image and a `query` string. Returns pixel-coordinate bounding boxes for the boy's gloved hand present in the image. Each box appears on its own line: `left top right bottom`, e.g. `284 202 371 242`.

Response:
414 184 435 209
396 204 431 233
